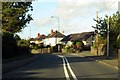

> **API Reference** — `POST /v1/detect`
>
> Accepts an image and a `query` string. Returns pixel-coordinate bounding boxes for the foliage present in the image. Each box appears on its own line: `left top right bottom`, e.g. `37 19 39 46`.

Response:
109 12 120 34
117 39 120 48
17 39 29 47
2 32 30 58
62 41 84 53
92 41 97 48
76 42 83 47
2 2 33 33
98 35 106 44
2 2 33 58
2 32 17 58
93 12 120 39
93 12 120 57
63 45 74 53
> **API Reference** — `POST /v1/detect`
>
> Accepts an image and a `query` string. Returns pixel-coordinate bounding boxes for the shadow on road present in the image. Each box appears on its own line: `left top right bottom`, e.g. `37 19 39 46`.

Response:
2 54 64 79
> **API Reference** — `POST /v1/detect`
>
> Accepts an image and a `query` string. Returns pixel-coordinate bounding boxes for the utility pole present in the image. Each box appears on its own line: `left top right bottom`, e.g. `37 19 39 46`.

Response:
96 11 99 55
107 16 109 57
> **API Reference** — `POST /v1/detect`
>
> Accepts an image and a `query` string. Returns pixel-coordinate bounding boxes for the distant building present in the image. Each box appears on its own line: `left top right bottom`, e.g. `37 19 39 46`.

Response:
29 33 46 46
61 31 95 47
44 29 65 46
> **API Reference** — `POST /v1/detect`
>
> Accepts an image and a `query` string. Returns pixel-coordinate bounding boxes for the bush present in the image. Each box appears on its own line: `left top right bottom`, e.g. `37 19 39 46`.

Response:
2 32 30 58
117 39 120 48
2 32 17 58
17 39 29 47
17 39 30 54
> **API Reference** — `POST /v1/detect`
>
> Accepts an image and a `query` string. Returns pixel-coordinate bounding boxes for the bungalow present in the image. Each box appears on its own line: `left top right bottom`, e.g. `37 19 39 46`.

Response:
44 29 65 46
61 31 95 49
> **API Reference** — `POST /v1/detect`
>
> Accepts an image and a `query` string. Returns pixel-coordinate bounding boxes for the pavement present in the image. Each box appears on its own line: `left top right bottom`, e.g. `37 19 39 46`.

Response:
78 51 119 70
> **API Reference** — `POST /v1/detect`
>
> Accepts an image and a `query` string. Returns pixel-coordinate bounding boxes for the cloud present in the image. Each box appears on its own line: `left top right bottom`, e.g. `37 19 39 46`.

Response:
53 0 118 34
33 17 53 27
55 0 117 18
32 0 119 35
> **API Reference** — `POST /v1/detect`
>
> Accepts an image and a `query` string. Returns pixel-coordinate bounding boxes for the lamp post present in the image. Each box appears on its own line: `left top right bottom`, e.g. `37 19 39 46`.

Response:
51 16 60 52
51 16 60 32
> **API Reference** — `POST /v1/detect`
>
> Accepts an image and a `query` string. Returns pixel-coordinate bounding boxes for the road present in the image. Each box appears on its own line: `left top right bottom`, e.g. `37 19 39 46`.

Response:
2 53 118 80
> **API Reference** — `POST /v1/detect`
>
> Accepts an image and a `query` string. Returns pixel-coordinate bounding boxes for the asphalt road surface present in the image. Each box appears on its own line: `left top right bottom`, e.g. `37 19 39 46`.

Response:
2 53 118 80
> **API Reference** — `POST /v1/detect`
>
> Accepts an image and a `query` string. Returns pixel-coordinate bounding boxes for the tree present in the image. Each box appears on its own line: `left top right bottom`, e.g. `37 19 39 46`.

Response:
2 2 33 33
2 2 33 58
93 12 120 57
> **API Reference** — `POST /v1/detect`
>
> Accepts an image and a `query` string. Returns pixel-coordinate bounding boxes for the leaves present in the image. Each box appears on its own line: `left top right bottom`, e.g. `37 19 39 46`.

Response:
93 11 120 39
2 2 33 33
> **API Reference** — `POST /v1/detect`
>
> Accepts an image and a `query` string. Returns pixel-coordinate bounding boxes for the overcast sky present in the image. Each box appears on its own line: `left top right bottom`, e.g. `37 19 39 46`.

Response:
17 0 119 39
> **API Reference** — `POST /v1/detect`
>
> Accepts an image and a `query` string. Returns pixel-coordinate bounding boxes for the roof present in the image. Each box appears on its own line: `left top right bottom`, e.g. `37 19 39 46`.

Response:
36 34 46 40
61 32 94 42
29 35 46 41
47 30 65 38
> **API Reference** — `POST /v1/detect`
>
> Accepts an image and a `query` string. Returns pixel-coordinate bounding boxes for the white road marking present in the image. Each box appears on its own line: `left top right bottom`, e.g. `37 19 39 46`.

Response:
98 61 119 70
64 57 78 80
58 55 78 80
62 57 70 80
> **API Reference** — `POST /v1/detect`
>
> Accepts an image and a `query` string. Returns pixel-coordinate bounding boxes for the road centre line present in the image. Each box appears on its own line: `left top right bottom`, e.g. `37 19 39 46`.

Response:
58 55 78 80
64 57 78 80
61 56 70 80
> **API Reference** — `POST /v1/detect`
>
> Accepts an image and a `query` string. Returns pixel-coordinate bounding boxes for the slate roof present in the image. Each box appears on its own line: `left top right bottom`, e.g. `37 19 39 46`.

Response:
61 32 94 42
36 35 46 40
47 30 65 38
29 35 46 41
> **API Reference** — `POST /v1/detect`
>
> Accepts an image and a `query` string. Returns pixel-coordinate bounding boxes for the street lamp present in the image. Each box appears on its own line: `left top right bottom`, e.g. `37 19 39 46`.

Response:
51 16 60 32
51 16 60 52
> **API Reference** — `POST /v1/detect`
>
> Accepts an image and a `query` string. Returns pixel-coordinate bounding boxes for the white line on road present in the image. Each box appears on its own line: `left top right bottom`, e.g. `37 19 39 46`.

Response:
62 57 70 80
58 55 78 80
98 61 119 70
64 57 78 80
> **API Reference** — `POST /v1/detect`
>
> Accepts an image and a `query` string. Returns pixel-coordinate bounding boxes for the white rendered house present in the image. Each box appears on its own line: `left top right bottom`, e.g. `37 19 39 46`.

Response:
44 30 65 46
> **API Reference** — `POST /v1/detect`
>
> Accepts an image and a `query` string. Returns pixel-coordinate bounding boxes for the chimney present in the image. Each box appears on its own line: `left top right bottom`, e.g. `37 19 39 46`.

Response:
37 33 40 38
51 29 54 35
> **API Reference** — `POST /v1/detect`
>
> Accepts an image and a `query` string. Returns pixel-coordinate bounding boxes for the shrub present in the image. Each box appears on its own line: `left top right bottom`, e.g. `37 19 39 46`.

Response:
17 39 29 47
117 39 120 48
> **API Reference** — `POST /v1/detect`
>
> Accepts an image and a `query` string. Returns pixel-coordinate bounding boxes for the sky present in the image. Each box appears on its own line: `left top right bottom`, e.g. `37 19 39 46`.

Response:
17 0 119 39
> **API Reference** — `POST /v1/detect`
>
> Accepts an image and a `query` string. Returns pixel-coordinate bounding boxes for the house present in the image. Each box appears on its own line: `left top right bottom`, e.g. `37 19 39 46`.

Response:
44 29 65 46
61 31 95 49
29 33 46 46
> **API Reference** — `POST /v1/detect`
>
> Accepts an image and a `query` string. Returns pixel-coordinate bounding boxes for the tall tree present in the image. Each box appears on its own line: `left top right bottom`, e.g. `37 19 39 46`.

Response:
2 2 33 33
2 2 33 58
93 12 120 57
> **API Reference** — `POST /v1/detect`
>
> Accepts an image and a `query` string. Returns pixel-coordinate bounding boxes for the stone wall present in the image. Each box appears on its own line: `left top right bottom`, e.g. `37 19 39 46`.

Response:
31 48 51 54
91 44 105 55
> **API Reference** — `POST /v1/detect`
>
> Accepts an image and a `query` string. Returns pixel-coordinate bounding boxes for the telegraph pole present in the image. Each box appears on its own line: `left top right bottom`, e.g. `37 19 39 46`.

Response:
107 15 109 57
96 11 99 55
